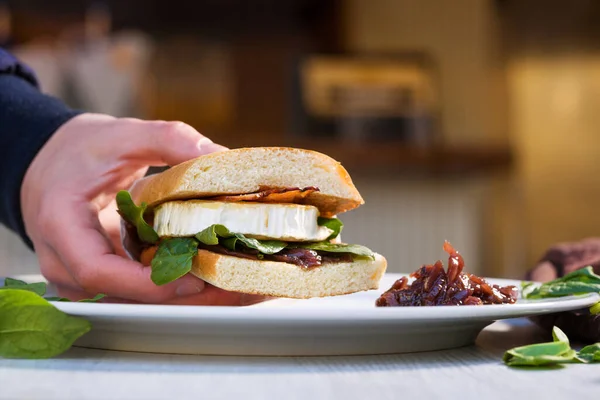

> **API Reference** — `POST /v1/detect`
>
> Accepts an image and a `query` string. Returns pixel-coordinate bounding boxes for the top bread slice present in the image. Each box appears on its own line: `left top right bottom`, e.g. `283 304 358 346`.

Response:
129 147 364 217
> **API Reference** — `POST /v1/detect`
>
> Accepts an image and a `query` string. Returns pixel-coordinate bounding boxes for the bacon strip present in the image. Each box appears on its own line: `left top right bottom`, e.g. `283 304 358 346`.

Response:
209 186 319 204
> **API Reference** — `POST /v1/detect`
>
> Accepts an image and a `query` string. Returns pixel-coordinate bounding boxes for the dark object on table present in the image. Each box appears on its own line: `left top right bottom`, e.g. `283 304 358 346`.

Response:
527 237 600 343
529 310 600 344
376 241 518 307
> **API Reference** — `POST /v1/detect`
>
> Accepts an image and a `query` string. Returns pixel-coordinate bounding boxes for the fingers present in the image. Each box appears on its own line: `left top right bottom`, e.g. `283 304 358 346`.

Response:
527 261 558 282
46 199 206 303
117 120 228 166
98 200 128 258
40 201 271 306
36 244 80 289
53 282 271 306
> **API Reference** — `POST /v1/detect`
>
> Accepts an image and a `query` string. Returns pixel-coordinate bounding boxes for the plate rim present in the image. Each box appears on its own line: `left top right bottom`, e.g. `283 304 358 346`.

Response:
5 273 597 323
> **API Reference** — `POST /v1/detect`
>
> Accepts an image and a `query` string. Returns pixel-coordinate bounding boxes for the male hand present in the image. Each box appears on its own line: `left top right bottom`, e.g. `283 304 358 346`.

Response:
528 237 600 282
21 113 263 305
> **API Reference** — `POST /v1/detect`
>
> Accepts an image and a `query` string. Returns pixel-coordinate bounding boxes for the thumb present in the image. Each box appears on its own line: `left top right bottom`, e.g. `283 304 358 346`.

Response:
122 119 228 166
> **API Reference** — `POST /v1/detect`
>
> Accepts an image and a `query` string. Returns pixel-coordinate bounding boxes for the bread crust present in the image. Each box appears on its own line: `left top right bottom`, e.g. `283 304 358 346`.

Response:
129 147 364 217
190 249 387 299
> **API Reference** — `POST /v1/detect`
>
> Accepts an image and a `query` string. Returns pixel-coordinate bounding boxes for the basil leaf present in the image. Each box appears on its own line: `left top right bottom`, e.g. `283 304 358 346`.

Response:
317 217 343 240
4 278 27 286
222 236 287 255
151 237 199 285
44 297 71 302
0 289 91 359
293 242 375 260
578 343 600 363
520 281 537 298
554 266 600 284
526 281 600 299
116 190 159 244
195 224 232 246
45 294 106 303
1 278 46 296
552 324 570 343
79 294 106 303
504 349 577 367
196 224 286 255
503 326 576 367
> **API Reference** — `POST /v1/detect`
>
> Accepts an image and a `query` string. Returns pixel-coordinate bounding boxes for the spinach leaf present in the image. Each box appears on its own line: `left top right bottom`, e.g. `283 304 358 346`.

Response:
503 326 577 367
195 224 233 246
79 294 106 303
526 281 600 299
578 343 600 363
116 190 159 244
44 297 71 302
553 266 600 284
151 237 199 285
522 266 600 299
1 278 46 296
195 224 286 255
317 217 343 240
503 325 600 367
293 242 375 260
221 236 287 254
2 279 105 303
45 294 105 303
0 289 91 359
4 278 27 286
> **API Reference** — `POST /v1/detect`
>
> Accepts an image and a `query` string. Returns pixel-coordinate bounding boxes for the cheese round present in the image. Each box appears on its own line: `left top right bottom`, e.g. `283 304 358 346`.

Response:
153 200 333 242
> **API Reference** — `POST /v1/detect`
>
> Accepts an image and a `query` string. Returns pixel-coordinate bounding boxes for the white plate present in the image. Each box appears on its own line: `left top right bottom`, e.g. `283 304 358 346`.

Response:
5 274 600 356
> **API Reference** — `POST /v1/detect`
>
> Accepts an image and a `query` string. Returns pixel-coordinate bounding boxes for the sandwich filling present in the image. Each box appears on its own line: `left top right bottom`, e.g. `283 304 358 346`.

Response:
154 201 334 241
116 187 376 286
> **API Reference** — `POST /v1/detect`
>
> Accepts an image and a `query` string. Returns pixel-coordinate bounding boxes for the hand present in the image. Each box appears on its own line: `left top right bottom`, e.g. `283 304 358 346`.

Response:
528 237 600 282
21 113 264 305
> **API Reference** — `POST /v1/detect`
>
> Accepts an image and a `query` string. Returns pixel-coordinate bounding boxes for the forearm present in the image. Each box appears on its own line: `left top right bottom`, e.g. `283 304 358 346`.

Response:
0 50 82 248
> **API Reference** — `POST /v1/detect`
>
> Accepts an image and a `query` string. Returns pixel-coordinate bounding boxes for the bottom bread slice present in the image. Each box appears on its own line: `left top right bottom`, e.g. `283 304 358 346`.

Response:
190 249 387 299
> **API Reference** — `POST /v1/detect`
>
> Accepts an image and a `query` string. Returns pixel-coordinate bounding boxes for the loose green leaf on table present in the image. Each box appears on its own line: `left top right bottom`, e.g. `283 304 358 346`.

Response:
503 325 600 367
116 190 159 244
503 326 576 367
151 237 199 285
0 289 91 359
577 343 600 363
1 278 47 296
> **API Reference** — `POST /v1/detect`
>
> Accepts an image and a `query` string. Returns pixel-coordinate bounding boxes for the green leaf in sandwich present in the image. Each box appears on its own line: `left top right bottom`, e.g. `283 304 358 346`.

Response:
195 224 287 254
116 190 159 244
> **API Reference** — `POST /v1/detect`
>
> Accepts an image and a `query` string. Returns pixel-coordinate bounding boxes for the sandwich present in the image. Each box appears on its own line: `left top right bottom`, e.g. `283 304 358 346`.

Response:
116 147 387 299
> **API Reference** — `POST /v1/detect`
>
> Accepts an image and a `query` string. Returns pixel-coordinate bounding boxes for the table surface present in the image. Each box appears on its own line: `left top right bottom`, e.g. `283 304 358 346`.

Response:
1 318 598 400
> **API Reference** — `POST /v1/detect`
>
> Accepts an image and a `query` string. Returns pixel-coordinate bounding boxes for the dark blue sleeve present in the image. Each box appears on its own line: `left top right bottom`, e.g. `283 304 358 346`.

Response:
0 48 83 249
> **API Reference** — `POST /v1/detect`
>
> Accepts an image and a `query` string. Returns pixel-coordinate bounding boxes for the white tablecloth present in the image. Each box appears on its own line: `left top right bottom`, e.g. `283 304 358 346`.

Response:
1 318 598 400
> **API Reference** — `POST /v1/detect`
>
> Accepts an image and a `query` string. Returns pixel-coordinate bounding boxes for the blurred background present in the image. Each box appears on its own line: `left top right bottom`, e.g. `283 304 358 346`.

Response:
1 0 599 280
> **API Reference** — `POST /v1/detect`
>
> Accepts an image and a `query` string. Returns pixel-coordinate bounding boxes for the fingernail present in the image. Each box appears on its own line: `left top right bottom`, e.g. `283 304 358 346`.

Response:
176 281 205 297
197 138 228 153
